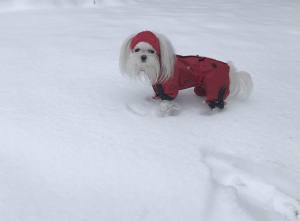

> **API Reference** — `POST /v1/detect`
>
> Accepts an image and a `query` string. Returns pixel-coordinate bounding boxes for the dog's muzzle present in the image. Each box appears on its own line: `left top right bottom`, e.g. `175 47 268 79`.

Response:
141 55 147 62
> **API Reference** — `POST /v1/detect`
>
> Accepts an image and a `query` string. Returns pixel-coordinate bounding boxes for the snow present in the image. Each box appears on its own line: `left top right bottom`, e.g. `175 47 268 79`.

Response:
0 0 300 221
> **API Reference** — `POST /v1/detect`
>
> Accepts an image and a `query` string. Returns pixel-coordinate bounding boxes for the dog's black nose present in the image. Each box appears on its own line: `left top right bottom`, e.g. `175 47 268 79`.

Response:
141 55 147 62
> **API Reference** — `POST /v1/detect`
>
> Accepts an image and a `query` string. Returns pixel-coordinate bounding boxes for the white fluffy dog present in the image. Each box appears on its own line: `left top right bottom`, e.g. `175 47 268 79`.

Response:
120 30 253 114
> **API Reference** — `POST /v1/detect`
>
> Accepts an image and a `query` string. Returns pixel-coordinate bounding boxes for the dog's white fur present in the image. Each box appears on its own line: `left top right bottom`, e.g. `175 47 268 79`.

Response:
119 32 253 101
124 42 160 83
120 32 175 84
228 62 253 100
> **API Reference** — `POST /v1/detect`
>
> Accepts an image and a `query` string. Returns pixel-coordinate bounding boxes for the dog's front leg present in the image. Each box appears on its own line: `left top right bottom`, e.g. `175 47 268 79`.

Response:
159 100 180 116
152 84 180 116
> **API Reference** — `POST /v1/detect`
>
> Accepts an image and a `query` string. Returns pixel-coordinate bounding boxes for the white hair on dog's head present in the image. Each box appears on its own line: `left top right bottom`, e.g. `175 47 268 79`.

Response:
119 32 175 84
123 41 161 83
155 33 175 82
119 34 134 77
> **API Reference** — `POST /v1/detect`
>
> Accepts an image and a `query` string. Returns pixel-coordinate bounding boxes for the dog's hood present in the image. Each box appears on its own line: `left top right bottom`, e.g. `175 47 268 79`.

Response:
130 31 161 55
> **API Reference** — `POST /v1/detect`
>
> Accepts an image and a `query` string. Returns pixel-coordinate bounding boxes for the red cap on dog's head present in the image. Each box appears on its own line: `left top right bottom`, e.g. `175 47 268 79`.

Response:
130 31 160 55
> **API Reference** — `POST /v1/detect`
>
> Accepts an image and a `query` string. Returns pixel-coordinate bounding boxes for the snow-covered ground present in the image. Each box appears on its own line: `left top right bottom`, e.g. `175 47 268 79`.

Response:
0 1 300 221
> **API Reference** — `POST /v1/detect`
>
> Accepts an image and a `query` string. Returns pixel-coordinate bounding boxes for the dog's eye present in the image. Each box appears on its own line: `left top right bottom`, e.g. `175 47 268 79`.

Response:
134 48 140 52
148 49 155 54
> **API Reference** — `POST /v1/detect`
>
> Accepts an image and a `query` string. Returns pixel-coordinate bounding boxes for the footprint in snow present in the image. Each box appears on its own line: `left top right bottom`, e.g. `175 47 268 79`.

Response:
203 155 300 221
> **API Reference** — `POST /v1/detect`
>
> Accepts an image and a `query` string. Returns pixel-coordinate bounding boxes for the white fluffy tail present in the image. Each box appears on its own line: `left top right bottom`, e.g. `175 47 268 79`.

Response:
228 62 253 100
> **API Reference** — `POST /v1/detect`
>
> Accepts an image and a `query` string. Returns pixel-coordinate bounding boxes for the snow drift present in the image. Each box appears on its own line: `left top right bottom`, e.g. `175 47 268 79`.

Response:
0 0 300 221
0 0 129 11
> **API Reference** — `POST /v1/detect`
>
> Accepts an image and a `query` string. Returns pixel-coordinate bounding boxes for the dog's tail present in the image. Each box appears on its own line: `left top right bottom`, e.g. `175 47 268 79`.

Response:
228 62 253 100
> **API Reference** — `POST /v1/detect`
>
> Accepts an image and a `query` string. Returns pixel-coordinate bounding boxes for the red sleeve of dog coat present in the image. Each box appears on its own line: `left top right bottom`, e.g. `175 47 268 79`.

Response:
152 80 179 100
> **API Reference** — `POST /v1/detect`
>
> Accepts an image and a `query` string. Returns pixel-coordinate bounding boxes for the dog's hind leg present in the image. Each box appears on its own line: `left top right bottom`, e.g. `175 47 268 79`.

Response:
206 87 228 110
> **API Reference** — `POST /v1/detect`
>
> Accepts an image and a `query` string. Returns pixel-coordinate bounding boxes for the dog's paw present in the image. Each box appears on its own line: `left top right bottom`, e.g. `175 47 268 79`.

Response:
159 100 180 117
207 100 225 110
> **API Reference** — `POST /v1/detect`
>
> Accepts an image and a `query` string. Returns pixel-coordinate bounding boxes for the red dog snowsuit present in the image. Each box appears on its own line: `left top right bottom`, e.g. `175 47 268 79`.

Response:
129 31 230 109
153 55 230 106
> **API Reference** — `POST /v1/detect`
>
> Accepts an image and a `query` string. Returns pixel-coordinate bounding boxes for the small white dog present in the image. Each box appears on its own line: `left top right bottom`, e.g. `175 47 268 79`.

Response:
120 30 253 113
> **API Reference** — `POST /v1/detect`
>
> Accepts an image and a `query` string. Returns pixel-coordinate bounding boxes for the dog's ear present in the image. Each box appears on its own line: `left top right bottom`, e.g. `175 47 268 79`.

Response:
119 34 134 74
156 33 175 82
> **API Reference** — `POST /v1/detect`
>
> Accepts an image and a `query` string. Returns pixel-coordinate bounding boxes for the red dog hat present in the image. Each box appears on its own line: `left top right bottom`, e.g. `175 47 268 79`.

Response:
130 31 161 55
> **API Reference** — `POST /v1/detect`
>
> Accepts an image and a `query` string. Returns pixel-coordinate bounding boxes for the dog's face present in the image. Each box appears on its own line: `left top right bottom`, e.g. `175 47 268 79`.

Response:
127 42 160 83
119 31 176 84
131 42 158 66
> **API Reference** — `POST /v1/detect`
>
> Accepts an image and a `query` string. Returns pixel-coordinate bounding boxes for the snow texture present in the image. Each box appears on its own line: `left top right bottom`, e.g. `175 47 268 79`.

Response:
0 0 300 221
